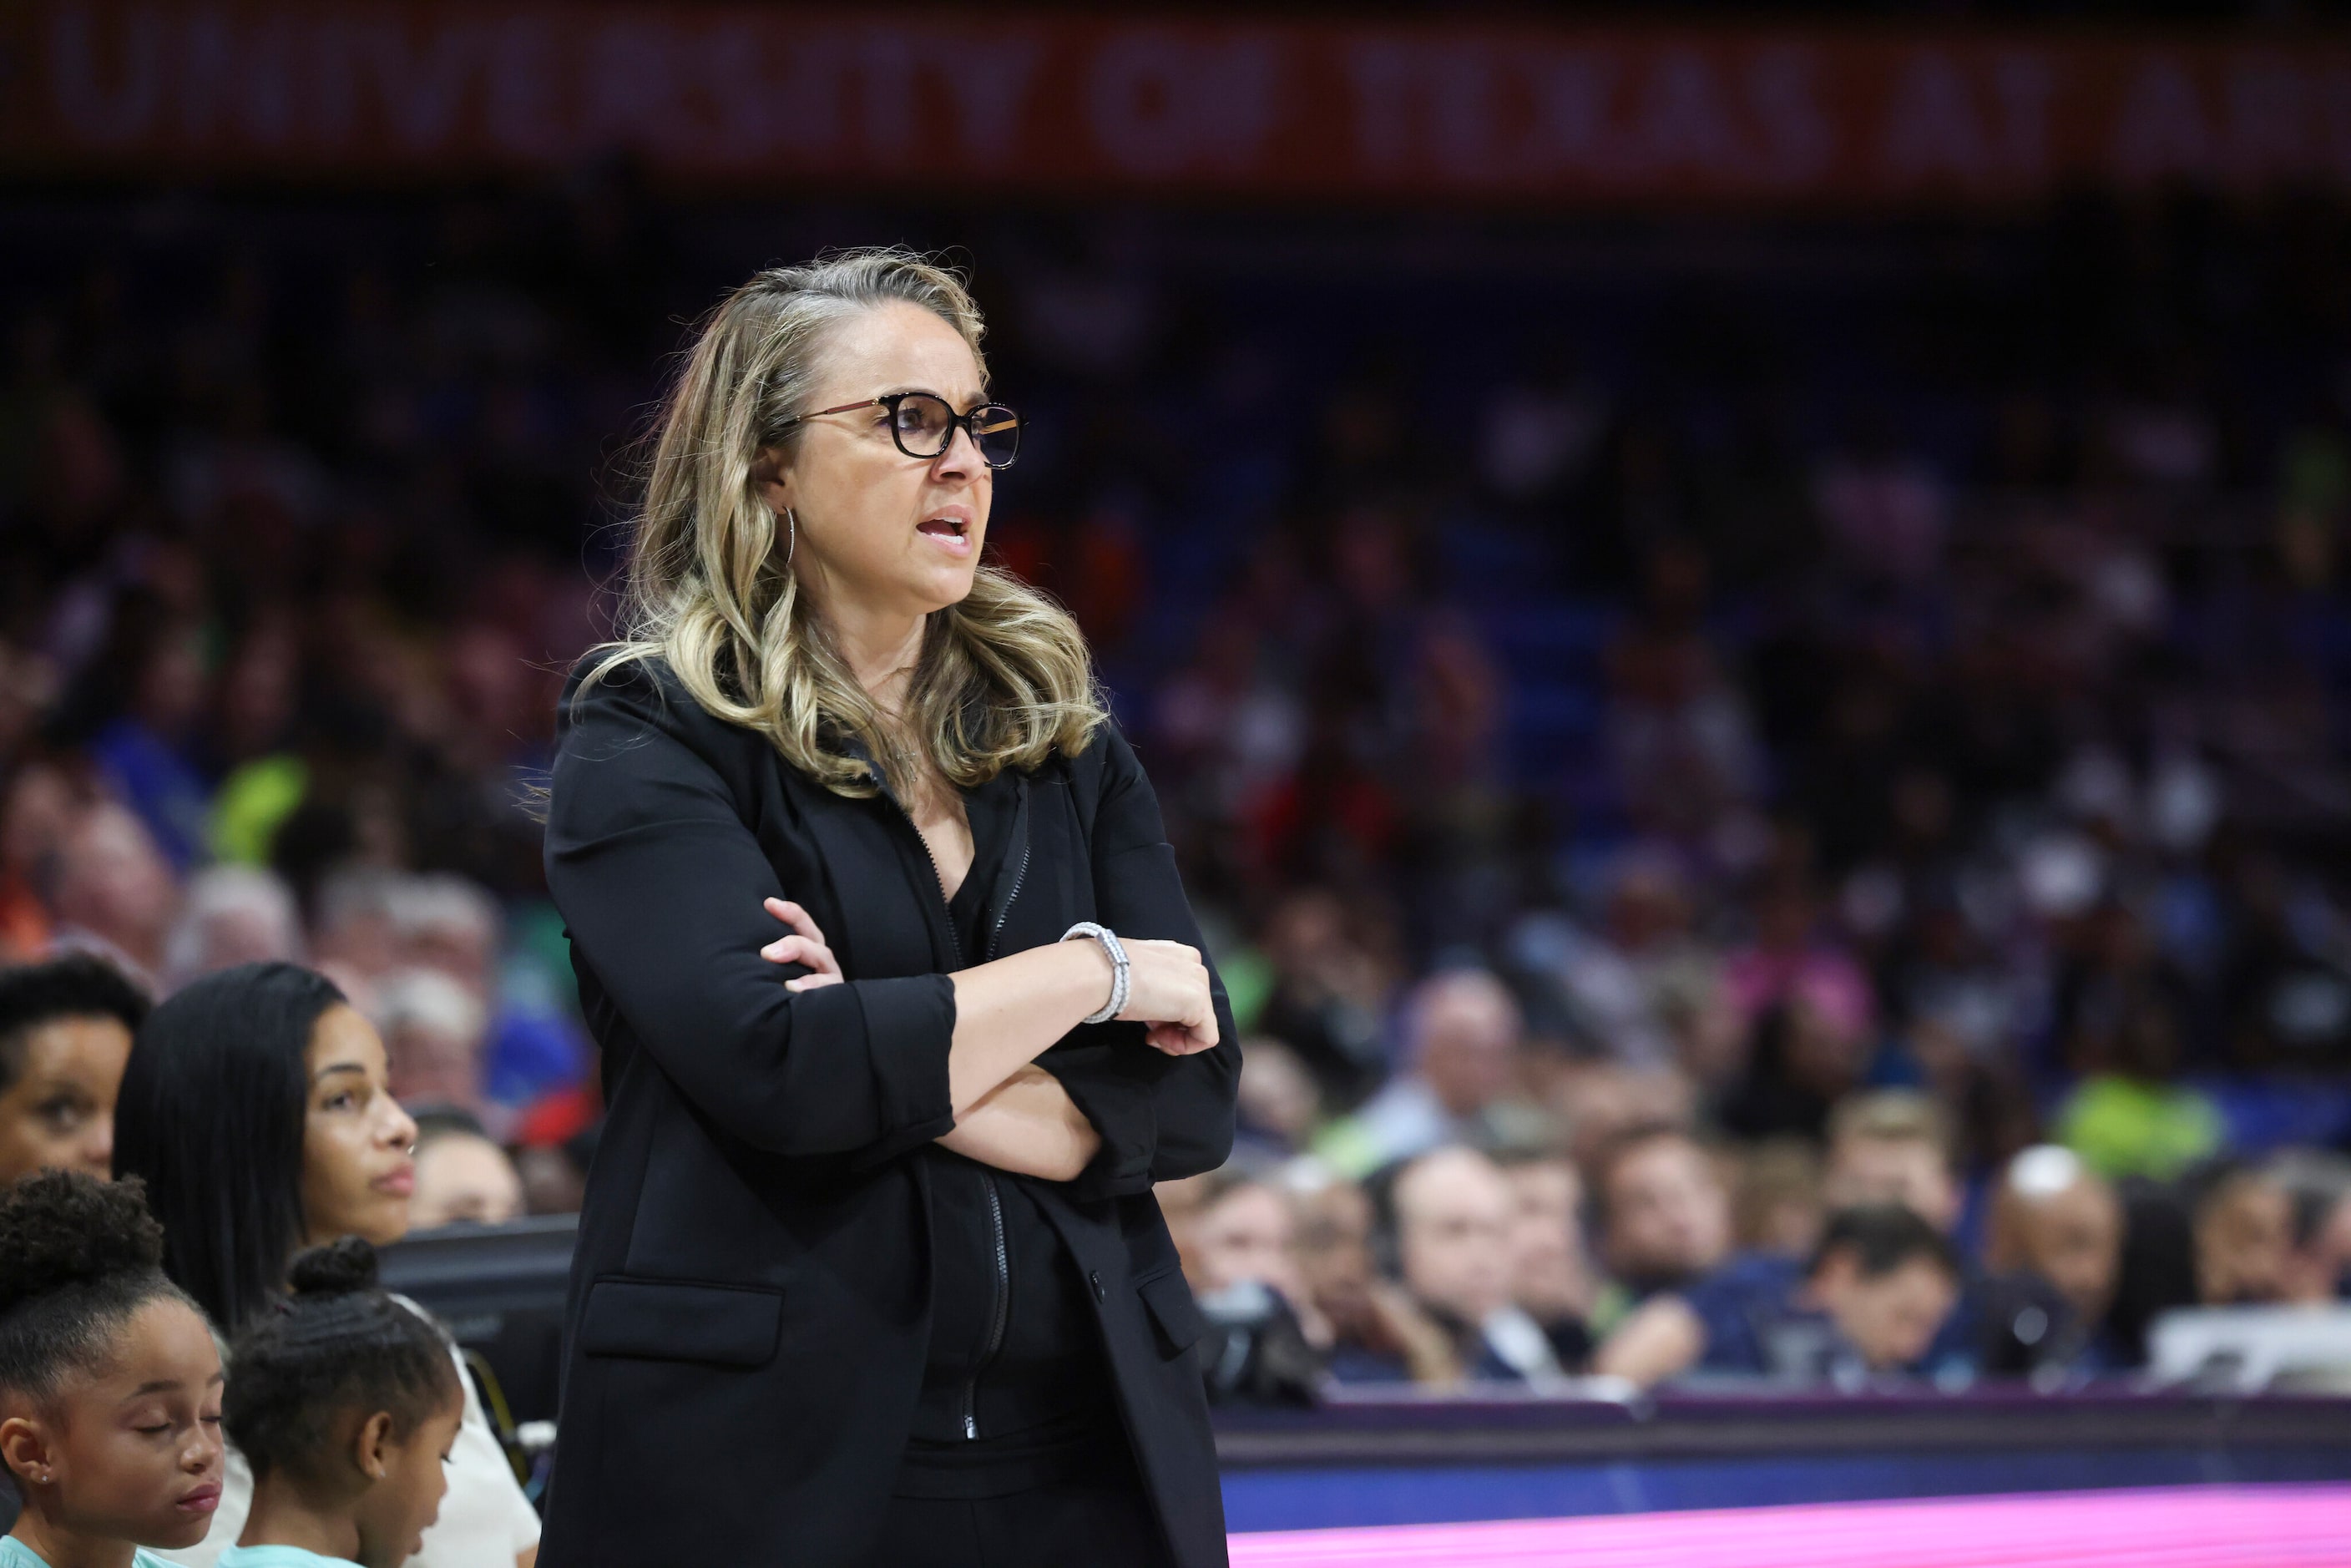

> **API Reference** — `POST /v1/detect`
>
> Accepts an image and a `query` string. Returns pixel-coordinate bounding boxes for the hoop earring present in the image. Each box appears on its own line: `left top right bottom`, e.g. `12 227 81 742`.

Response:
783 507 796 571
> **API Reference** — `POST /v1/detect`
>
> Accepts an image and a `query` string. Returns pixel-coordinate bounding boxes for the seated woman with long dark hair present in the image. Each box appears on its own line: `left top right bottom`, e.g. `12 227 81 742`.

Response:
111 961 538 1568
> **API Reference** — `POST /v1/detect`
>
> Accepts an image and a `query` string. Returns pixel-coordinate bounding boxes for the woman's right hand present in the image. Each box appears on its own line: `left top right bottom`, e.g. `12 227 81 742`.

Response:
1113 938 1219 1057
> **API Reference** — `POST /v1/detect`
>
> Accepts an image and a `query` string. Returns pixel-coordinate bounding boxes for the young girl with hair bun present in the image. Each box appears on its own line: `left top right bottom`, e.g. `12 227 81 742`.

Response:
0 1170 226 1568
215 1238 463 1568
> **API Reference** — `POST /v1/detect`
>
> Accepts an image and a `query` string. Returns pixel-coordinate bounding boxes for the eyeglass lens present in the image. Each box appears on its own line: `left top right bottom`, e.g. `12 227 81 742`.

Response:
892 394 1020 469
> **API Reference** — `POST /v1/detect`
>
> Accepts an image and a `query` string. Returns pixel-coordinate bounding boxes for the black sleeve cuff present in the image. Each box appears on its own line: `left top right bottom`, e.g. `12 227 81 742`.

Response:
1037 1027 1163 1201
843 974 959 1171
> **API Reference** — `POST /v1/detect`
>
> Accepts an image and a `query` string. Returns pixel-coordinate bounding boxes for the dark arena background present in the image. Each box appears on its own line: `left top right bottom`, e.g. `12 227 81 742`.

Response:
8 4 2351 1564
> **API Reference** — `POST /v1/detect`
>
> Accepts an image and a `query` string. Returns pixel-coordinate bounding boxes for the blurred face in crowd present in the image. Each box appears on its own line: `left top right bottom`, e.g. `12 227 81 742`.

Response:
409 1131 525 1231
402 922 494 999
53 806 175 969
301 1005 418 1249
2283 1191 2351 1305
1783 991 1868 1100
1412 974 1520 1119
0 1013 133 1185
1606 864 1691 956
1602 1132 1732 1288
2197 1173 2293 1306
1295 1181 1377 1331
1394 1148 1515 1325
1735 1140 1825 1260
1 762 74 884
1504 1158 1592 1321
1824 1134 1960 1235
1235 1039 1321 1150
1807 1249 1959 1371
382 1018 482 1111
1993 1169 2123 1325
758 301 991 627
1191 1181 1307 1307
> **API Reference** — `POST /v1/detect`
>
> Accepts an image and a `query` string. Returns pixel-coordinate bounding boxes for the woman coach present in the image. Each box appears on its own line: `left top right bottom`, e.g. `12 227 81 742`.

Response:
539 249 1239 1567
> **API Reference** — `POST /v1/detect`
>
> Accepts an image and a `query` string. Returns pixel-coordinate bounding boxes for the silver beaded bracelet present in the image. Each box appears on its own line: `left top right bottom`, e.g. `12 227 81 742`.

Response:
1061 922 1130 1025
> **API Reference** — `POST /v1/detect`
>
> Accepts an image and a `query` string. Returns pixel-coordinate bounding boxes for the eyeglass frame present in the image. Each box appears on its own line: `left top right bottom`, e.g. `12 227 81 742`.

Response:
772 391 1023 470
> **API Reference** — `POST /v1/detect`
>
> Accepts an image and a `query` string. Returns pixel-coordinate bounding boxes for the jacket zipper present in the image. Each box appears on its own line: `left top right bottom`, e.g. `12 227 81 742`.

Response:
964 830 1026 1439
964 1176 1010 1439
881 781 1024 1443
985 838 1029 963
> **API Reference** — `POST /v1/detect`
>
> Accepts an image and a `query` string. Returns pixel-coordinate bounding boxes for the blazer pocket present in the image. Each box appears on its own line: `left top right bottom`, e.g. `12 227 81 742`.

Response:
1135 1267 1208 1358
579 1277 784 1368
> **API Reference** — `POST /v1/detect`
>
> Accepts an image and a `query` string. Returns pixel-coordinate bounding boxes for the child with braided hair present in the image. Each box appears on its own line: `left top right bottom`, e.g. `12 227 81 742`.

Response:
0 1170 226 1568
214 1240 463 1568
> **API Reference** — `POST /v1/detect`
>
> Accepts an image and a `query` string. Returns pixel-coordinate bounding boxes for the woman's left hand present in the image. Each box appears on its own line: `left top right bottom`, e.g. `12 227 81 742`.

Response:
759 898 844 990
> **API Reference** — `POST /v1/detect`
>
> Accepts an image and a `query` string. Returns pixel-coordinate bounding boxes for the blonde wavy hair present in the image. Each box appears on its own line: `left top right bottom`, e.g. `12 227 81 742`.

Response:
582 248 1106 797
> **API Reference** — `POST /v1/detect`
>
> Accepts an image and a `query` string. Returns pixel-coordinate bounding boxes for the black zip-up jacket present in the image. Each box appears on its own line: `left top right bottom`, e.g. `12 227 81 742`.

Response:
538 656 1240 1566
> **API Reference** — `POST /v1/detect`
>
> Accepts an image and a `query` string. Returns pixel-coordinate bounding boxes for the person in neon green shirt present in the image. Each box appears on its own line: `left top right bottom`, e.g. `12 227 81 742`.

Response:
0 1172 227 1568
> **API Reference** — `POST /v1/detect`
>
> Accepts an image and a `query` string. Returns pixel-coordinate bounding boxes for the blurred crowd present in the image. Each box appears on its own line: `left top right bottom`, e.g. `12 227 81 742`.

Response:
5 179 2351 1398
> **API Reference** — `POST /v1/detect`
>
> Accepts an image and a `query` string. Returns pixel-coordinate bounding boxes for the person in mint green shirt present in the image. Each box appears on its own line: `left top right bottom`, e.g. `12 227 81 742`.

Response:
215 1547 357 1568
0 1172 228 1568
215 1241 463 1568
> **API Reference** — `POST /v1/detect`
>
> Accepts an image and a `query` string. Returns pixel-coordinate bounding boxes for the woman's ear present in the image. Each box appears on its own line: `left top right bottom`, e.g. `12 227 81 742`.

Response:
351 1409 397 1483
751 446 793 516
0 1415 54 1487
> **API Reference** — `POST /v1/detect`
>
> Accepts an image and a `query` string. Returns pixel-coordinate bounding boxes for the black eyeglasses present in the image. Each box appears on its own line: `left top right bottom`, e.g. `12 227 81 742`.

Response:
778 391 1023 470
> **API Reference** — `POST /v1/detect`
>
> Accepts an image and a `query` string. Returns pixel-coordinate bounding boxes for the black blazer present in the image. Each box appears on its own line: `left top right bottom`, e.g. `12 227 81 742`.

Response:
538 657 1239 1567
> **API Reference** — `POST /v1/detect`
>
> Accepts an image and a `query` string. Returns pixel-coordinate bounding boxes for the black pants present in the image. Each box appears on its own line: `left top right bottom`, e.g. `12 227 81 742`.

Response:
872 1476 1173 1568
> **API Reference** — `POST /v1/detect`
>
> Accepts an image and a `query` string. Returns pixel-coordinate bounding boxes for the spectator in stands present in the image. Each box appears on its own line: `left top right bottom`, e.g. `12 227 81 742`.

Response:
1317 969 1525 1176
408 1112 525 1231
1514 847 1730 1074
2191 1161 2293 1307
1232 1036 1322 1161
1172 1166 1313 1324
1732 1137 1825 1259
2055 985 2222 1182
1170 1168 1327 1406
2270 1151 2351 1303
110 961 538 1568
306 872 402 1004
1252 888 1398 1110
0 1171 228 1565
0 763 75 963
1293 1174 1457 1386
1719 989 1872 1146
1823 1091 1962 1235
1593 1204 1962 1389
88 626 213 876
1826 1091 2081 1380
1497 1149 1595 1368
1590 1125 1734 1318
0 953 148 1186
1388 1146 1570 1386
160 866 304 994
1986 1146 2127 1369
371 969 492 1130
1545 1060 1699 1175
389 875 581 1113
1721 872 1874 1054
49 803 178 985
220 1238 464 1568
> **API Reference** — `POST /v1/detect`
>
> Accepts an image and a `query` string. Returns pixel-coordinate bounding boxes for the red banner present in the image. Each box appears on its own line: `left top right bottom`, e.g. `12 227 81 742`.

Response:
9 5 2351 205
